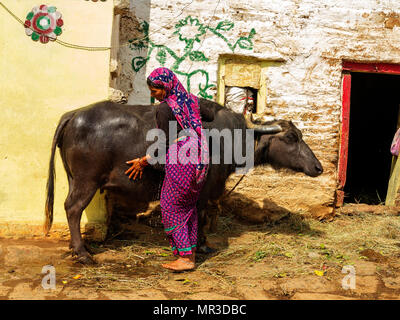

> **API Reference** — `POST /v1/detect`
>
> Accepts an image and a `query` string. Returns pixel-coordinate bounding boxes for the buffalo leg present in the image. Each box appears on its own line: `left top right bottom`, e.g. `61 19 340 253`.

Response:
197 208 207 246
197 207 216 254
105 193 114 228
209 199 221 233
64 180 98 264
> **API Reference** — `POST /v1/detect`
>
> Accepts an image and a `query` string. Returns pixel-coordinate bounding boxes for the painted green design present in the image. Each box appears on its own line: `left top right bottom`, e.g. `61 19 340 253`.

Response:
189 51 208 62
174 16 206 44
216 20 234 31
156 48 167 65
129 16 256 99
236 28 256 50
132 56 148 72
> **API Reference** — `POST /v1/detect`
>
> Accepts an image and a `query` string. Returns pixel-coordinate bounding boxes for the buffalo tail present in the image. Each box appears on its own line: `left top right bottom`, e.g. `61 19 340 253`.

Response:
44 113 73 235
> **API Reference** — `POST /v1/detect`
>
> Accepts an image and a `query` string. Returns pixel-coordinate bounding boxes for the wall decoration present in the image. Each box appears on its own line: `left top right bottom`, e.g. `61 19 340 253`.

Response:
128 16 256 99
24 5 63 43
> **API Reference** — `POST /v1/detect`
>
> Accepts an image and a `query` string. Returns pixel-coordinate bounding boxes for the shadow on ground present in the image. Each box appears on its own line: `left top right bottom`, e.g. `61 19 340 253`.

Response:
95 191 325 264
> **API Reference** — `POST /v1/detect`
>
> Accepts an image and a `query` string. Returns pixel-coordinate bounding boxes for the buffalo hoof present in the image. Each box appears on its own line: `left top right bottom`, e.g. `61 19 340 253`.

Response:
61 251 72 259
84 243 96 255
197 245 217 254
76 254 97 265
70 249 96 265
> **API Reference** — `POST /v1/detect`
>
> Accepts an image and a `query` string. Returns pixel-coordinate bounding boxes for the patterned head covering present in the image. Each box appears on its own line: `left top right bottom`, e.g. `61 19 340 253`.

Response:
147 67 209 184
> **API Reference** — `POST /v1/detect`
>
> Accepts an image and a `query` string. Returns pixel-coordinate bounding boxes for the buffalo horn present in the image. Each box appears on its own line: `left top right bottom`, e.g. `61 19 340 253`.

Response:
243 112 283 134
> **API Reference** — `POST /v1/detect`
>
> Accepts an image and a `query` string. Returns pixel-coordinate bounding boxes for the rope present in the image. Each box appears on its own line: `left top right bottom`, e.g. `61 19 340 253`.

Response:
224 174 246 198
222 130 260 198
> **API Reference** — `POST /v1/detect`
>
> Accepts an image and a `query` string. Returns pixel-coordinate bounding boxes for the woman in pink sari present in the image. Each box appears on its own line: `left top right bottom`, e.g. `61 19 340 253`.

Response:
126 67 209 271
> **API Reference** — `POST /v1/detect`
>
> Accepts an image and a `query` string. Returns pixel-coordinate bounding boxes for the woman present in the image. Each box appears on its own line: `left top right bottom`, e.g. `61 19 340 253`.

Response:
125 67 210 271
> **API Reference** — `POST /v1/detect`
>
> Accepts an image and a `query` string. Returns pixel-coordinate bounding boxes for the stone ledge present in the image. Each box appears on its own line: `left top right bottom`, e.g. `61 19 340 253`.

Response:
0 222 107 242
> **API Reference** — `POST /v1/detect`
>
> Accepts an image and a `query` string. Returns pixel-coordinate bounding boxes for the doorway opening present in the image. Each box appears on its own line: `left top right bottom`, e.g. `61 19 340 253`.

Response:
344 72 400 204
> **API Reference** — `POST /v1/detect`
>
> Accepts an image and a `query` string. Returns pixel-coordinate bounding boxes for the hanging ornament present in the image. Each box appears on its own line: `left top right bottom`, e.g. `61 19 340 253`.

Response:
24 5 63 44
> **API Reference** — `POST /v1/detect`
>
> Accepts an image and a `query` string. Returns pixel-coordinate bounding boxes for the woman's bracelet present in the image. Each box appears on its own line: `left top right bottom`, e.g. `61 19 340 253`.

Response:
140 156 148 167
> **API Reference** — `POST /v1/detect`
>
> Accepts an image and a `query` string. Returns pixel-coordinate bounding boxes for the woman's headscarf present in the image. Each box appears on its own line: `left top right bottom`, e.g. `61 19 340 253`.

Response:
147 67 209 184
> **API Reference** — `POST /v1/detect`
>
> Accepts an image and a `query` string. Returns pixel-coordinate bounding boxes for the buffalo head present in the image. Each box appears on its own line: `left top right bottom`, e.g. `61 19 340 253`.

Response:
247 115 323 177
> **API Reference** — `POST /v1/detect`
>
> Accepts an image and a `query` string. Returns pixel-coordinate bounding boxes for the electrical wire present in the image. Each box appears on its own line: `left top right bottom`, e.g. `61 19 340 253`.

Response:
185 0 222 75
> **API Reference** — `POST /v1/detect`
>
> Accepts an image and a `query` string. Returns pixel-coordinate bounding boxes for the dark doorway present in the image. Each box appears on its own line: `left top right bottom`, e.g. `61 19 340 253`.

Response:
344 72 400 204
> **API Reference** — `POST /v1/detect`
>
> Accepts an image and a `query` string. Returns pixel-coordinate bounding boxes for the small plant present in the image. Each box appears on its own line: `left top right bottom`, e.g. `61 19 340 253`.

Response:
253 250 267 262
274 272 289 278
284 252 294 258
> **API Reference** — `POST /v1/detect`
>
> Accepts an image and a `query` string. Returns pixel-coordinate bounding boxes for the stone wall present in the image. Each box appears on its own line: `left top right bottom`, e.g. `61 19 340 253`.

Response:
116 0 400 217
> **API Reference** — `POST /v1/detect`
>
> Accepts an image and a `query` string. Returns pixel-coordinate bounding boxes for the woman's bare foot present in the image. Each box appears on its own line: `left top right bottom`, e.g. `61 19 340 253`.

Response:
162 254 195 271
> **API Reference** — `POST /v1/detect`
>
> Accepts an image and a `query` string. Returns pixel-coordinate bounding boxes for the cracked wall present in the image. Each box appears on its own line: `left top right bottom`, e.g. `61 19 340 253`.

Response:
116 0 400 216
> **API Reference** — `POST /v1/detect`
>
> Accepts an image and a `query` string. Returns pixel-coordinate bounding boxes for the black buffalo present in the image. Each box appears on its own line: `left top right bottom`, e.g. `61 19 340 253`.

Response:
44 99 323 263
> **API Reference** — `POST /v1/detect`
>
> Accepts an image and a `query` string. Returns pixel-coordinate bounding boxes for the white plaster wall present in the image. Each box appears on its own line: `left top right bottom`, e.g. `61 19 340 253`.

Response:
120 0 400 213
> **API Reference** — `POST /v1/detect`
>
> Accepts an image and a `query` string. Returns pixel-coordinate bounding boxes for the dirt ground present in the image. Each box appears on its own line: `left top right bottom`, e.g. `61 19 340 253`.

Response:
0 204 400 300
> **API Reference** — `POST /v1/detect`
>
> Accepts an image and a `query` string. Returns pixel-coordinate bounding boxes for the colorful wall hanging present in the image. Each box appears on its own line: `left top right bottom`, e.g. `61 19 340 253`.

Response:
24 5 63 43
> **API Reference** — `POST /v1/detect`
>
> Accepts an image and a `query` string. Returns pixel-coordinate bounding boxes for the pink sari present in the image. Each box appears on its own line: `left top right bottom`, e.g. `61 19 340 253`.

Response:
148 67 209 256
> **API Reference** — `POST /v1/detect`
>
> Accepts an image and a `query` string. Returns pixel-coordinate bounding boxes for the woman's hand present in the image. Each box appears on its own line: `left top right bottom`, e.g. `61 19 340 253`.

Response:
125 156 148 180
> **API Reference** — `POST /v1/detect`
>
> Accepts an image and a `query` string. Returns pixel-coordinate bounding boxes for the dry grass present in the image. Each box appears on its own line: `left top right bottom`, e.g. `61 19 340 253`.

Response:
204 210 400 280
74 208 400 292
75 238 174 291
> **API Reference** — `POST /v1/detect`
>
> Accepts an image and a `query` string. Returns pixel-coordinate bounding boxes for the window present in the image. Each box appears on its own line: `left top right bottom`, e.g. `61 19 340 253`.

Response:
217 55 283 114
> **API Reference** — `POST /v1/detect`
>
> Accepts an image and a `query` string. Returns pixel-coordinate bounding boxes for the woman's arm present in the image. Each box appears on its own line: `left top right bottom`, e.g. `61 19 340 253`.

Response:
125 104 175 179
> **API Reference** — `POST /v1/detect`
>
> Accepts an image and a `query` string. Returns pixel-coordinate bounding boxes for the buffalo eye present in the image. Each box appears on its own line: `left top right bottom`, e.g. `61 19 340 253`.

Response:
283 131 299 144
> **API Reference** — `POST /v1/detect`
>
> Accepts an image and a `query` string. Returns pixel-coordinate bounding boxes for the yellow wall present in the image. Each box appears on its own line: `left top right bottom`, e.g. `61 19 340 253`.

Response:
0 0 113 236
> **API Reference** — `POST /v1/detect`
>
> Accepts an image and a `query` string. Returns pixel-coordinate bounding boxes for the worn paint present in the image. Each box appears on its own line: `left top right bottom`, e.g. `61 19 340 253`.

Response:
127 15 256 100
338 73 351 192
224 59 261 89
116 0 400 213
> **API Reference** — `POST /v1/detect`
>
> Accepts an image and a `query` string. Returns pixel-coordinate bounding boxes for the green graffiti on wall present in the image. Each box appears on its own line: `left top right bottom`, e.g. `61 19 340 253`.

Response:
129 16 256 99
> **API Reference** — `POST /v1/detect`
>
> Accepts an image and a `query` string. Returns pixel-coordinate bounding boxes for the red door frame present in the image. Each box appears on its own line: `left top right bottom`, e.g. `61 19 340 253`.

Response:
336 61 400 206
